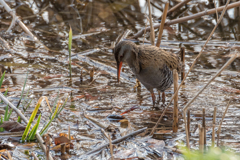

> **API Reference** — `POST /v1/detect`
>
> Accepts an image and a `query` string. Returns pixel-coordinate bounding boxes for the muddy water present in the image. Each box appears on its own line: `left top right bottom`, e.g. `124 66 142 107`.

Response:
0 0 240 159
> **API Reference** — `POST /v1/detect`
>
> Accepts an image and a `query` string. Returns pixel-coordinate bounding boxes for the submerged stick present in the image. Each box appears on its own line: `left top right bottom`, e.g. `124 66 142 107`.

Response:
86 127 147 155
147 0 155 45
212 107 216 147
173 69 178 133
156 3 169 47
133 1 240 39
217 99 231 146
150 0 231 137
0 93 53 160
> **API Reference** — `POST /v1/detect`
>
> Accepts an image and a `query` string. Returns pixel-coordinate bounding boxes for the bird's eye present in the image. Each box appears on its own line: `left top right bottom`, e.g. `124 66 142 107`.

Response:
120 55 123 60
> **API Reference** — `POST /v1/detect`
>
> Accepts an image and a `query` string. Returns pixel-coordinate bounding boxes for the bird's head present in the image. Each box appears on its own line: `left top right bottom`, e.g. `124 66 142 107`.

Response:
113 41 139 82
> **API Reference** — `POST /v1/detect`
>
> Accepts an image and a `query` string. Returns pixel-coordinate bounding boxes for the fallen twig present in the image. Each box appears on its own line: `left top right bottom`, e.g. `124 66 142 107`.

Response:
150 0 231 137
85 127 147 155
0 92 53 160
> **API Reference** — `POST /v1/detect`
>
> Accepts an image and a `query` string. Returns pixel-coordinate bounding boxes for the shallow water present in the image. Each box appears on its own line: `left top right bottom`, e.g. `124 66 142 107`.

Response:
0 0 240 159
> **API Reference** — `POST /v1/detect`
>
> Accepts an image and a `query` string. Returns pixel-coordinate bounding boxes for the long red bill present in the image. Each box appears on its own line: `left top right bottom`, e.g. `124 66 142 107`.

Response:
117 61 122 82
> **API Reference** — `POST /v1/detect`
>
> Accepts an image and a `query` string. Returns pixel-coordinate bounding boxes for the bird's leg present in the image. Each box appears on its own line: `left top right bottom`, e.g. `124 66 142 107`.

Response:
151 92 156 106
156 90 161 105
158 90 161 99
162 92 165 104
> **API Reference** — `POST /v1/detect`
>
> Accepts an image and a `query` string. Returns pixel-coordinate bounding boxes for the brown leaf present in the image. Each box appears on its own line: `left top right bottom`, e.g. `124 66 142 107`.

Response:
0 121 26 132
54 136 70 145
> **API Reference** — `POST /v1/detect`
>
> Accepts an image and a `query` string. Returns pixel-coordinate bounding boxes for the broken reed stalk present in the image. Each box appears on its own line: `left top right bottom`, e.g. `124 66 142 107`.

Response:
180 47 185 81
213 0 219 21
0 0 50 50
0 92 53 160
149 0 231 137
108 134 114 160
147 0 155 45
217 99 231 146
187 110 190 140
7 151 12 160
156 2 169 47
212 107 217 147
100 129 113 160
199 124 204 153
86 127 147 155
173 69 178 133
132 1 240 39
158 0 192 19
61 144 66 155
202 108 206 147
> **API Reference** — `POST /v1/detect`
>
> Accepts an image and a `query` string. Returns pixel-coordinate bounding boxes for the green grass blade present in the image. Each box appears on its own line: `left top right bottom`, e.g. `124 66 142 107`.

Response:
23 98 33 112
0 71 6 88
0 116 4 132
56 97 68 118
68 26 72 77
4 104 8 121
17 116 21 123
6 108 12 121
21 102 41 141
49 91 59 119
17 70 29 108
28 114 41 141
40 105 59 136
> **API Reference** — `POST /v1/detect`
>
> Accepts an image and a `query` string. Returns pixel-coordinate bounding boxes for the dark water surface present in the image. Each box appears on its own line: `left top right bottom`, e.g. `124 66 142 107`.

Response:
0 0 240 159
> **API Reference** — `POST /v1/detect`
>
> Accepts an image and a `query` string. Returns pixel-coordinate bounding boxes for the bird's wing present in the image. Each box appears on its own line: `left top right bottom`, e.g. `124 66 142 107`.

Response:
138 45 181 72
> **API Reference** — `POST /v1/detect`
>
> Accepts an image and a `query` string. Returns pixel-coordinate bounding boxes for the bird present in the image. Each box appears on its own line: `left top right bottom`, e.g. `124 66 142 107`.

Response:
114 40 181 105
